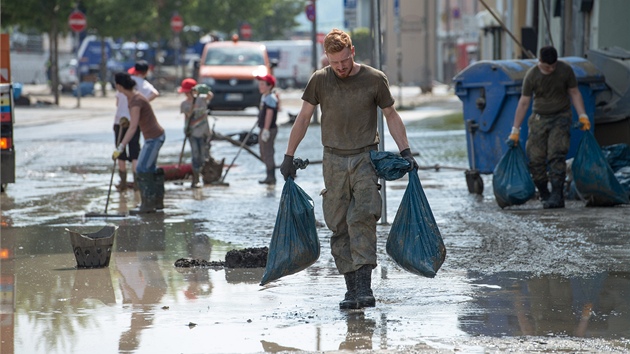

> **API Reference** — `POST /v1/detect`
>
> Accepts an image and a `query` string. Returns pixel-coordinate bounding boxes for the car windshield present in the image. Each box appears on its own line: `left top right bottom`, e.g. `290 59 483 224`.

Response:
204 47 264 66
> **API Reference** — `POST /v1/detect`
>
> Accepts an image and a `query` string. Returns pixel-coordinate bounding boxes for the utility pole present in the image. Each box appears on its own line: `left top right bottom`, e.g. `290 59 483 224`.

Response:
373 0 388 224
310 0 319 124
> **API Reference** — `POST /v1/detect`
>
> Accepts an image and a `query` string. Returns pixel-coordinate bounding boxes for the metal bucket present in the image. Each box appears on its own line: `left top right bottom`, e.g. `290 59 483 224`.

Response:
67 225 118 268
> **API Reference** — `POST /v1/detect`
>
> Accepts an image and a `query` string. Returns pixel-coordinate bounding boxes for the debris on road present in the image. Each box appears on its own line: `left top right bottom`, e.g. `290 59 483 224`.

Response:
174 246 268 268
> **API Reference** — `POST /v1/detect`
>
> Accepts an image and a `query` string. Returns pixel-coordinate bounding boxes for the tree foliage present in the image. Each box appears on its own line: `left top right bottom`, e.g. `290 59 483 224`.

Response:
351 27 373 64
1 0 308 99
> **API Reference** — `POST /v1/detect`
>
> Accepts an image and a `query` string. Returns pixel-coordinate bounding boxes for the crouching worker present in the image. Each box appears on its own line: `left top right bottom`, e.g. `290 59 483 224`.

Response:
112 72 166 214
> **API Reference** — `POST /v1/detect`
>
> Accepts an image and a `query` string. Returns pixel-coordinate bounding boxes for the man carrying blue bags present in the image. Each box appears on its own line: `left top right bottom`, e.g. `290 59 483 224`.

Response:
508 46 591 209
280 29 418 310
507 46 590 209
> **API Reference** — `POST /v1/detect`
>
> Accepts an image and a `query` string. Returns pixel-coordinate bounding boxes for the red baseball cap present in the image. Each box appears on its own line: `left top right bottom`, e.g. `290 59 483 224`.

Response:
178 78 197 93
256 74 276 87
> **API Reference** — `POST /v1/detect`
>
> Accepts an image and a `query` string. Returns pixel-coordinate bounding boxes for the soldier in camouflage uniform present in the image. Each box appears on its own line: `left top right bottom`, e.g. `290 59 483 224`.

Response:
279 29 418 310
508 46 591 209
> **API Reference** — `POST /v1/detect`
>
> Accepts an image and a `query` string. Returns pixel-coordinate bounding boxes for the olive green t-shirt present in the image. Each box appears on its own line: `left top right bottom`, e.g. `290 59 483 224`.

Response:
301 65 395 150
522 60 578 115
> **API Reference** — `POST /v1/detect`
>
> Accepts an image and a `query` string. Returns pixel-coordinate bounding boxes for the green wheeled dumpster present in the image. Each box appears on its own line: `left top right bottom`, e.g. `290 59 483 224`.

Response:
453 57 606 194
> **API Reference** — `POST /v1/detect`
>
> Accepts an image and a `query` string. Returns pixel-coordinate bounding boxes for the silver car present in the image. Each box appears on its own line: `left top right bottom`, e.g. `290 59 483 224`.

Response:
58 59 78 92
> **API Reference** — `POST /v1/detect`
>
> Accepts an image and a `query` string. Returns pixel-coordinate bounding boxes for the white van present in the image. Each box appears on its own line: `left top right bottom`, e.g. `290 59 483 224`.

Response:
262 40 323 89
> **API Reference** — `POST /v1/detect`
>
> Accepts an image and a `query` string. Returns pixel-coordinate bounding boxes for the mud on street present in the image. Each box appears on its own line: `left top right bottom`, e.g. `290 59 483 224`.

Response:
1 86 629 353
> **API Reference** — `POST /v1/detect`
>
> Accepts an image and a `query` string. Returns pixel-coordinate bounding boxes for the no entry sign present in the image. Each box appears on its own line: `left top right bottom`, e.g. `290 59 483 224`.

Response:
171 14 183 33
240 23 252 40
68 10 87 33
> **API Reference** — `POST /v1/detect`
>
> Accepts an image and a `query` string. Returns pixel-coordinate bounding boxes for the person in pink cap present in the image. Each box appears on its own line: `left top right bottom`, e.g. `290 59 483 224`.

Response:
255 74 280 185
179 78 213 188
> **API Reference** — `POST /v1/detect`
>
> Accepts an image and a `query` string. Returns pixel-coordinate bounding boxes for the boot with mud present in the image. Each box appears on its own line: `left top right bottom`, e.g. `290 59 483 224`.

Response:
116 170 128 192
543 179 565 209
133 173 139 191
155 168 165 210
356 265 376 308
339 271 360 310
191 169 201 189
130 172 157 214
258 169 276 185
534 180 550 202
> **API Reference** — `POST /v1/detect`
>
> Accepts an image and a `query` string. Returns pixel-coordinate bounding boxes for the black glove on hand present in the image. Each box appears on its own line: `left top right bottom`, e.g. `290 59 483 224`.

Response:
400 148 419 171
280 154 297 180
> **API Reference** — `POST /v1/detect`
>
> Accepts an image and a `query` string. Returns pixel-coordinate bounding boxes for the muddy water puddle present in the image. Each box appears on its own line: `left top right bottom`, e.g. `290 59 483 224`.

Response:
3 98 630 352
2 217 629 353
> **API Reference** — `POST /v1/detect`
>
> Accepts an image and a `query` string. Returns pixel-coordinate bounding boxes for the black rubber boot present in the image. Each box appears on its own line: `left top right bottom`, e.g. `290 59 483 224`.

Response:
133 173 139 191
544 179 565 209
155 168 164 210
356 265 376 308
130 172 156 214
258 169 276 185
191 169 201 188
116 170 127 191
339 271 360 310
534 180 550 202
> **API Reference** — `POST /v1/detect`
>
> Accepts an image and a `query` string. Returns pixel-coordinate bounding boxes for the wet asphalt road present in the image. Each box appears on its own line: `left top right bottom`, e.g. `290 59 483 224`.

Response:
1 86 630 353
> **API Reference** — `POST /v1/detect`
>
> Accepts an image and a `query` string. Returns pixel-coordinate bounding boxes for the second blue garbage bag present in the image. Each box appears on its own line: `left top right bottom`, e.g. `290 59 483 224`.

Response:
386 170 447 278
572 131 629 206
492 144 535 208
260 177 319 286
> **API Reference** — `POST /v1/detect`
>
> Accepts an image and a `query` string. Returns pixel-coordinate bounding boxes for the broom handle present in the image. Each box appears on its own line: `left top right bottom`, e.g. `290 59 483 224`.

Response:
105 125 125 213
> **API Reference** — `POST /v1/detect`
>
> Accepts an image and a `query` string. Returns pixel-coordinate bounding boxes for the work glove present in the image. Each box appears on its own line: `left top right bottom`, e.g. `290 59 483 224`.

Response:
578 114 591 131
280 154 297 180
400 148 419 171
261 129 270 143
112 144 124 160
119 117 130 128
193 84 210 96
506 127 519 147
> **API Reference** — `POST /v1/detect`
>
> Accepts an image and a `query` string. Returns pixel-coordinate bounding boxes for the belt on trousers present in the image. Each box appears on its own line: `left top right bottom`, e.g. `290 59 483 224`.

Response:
324 144 378 157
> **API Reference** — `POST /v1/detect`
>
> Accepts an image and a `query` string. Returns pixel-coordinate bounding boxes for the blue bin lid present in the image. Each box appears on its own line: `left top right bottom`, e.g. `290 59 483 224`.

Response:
453 57 606 134
453 59 536 88
453 57 605 88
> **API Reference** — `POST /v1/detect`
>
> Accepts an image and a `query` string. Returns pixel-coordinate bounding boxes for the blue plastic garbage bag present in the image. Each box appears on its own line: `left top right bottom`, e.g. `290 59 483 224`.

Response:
386 170 446 278
370 150 411 181
492 144 535 208
602 143 630 173
260 177 319 285
572 131 629 206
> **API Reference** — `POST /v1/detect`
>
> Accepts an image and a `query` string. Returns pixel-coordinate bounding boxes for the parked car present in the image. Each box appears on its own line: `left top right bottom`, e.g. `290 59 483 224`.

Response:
198 37 274 110
58 59 78 92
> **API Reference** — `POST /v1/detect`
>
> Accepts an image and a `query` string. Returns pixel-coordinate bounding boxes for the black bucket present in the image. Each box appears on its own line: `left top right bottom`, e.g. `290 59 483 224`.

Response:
67 225 118 268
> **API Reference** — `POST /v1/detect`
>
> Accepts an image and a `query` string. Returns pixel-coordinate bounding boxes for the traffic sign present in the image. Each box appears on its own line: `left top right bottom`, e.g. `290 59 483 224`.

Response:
240 23 252 40
68 10 87 33
170 14 183 33
317 32 325 44
305 3 316 22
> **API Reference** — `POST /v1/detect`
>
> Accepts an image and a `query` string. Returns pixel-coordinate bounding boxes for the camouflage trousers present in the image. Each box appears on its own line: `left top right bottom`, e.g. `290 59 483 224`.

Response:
322 150 381 274
525 111 572 183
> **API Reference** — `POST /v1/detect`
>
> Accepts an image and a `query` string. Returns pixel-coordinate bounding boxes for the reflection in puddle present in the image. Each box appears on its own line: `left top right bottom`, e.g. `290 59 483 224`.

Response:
2 219 629 353
462 272 629 339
